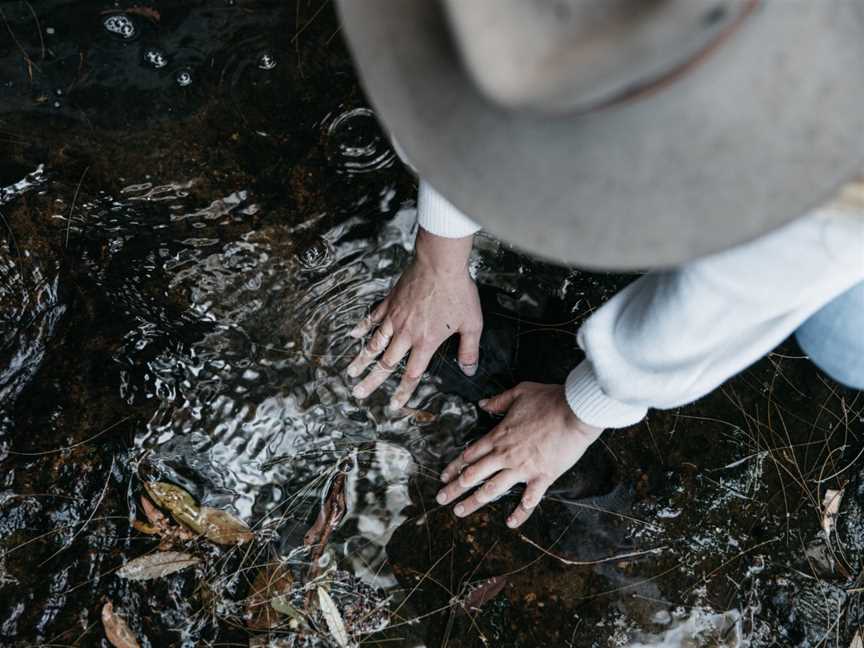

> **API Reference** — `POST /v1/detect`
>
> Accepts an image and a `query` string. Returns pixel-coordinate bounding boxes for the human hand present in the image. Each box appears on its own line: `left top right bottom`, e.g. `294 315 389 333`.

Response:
346 229 482 409
436 382 604 528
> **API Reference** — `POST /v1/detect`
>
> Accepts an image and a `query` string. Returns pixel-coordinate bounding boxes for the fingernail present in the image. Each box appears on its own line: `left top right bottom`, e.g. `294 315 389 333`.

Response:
352 386 367 399
346 366 359 378
389 399 400 411
349 328 361 338
440 472 449 482
478 399 489 408
454 504 464 516
436 492 447 504
506 517 516 528
460 363 477 377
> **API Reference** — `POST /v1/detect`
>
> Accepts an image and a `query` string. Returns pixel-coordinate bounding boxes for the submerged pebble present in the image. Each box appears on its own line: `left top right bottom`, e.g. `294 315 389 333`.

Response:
103 14 137 40
143 47 168 70
175 69 193 87
257 53 277 70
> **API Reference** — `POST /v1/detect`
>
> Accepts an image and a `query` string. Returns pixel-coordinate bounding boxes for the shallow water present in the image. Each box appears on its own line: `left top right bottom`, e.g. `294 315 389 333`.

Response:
2 2 864 647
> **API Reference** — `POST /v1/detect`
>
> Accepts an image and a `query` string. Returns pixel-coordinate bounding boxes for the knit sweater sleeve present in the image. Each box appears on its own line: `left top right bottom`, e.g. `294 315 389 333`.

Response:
417 180 482 238
566 202 864 429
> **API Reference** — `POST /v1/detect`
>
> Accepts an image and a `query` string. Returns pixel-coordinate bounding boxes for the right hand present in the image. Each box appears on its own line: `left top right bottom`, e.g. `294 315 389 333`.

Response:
346 229 482 410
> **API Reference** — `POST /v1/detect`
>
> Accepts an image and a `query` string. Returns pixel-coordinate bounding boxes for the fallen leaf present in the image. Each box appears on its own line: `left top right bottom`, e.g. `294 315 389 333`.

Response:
305 471 347 584
101 601 140 648
462 575 508 611
822 488 844 539
198 506 254 545
318 586 350 648
246 563 296 630
117 551 200 581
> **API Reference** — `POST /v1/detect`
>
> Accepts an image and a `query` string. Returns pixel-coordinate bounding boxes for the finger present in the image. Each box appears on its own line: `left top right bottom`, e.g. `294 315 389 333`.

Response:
478 386 520 414
389 346 435 410
440 436 496 482
506 478 549 529
352 335 411 400
346 319 394 378
453 469 523 518
436 453 506 505
457 329 481 377
349 300 389 338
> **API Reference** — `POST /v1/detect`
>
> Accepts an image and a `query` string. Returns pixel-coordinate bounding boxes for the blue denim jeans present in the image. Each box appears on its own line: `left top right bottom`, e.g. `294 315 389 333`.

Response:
796 280 864 389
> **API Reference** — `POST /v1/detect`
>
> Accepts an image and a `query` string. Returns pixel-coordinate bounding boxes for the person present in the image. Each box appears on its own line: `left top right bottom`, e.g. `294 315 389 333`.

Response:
336 0 864 529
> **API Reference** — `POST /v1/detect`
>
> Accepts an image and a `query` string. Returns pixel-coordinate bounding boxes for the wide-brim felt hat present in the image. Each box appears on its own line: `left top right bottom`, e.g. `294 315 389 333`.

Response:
337 0 864 270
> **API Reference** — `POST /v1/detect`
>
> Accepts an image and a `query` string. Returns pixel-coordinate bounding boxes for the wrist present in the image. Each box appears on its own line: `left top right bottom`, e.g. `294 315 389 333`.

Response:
414 227 473 277
561 389 605 441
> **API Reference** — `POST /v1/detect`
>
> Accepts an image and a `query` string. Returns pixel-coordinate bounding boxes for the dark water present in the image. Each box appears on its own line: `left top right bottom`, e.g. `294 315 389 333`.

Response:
1 2 864 647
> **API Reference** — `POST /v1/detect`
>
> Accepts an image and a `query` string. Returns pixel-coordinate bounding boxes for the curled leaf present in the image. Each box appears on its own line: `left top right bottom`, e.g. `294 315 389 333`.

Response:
101 601 141 648
117 551 199 581
318 586 350 648
198 506 254 545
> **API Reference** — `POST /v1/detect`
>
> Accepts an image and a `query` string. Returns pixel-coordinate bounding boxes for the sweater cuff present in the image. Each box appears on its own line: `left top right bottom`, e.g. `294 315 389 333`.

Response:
565 360 648 429
418 180 482 239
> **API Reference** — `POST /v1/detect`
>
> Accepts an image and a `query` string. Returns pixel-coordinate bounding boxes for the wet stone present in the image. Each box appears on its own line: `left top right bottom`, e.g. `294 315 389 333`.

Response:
258 53 277 71
175 68 193 87
103 13 137 40
143 47 168 70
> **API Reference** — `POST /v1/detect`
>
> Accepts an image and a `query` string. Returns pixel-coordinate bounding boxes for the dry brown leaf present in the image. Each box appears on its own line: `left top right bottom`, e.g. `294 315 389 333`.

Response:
101 601 140 648
117 551 199 581
245 563 295 630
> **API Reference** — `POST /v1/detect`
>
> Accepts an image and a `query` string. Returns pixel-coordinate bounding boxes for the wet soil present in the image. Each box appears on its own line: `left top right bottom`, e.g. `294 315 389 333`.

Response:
1 2 863 647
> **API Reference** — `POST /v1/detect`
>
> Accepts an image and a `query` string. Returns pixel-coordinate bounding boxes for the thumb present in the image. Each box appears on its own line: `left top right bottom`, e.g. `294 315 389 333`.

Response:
457 329 481 377
479 387 519 414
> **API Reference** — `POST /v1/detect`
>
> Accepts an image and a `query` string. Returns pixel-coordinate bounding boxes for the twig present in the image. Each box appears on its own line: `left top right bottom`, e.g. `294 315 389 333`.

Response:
517 532 667 566
65 166 89 247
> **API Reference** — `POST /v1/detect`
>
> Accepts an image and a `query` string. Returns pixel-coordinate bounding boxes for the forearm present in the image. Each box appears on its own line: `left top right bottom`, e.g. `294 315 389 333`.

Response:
568 204 864 428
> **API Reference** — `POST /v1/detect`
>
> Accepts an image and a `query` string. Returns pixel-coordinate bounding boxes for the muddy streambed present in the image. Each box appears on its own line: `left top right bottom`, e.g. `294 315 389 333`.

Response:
2 2 864 647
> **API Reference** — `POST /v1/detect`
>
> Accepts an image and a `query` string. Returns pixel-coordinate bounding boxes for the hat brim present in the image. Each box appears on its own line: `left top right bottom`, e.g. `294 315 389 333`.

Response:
337 0 864 270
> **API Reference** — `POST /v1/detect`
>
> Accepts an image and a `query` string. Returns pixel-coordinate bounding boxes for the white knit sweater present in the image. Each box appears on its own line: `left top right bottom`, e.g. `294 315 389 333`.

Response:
418 180 864 429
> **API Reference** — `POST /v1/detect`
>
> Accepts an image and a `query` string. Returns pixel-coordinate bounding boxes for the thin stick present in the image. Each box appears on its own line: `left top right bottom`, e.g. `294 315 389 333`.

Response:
65 166 89 247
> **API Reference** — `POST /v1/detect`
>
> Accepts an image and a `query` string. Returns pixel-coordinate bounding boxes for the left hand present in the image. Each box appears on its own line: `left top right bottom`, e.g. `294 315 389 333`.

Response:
436 382 604 528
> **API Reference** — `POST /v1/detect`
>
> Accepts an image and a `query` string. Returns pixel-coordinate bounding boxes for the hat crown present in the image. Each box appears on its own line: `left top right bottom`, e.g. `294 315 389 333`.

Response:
443 0 750 112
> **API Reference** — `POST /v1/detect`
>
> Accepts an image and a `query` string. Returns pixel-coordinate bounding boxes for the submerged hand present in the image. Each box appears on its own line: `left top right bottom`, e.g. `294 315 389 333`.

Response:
436 382 604 528
346 229 482 409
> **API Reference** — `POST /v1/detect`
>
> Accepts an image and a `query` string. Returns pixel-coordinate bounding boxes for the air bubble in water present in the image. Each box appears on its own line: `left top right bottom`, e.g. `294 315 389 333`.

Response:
103 13 136 40
175 69 193 87
257 53 277 70
143 47 168 69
